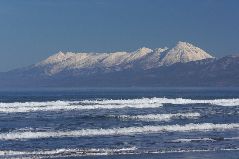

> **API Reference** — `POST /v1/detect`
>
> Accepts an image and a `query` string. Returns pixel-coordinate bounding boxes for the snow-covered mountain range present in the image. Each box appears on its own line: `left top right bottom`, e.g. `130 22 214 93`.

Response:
36 41 213 75
1 41 239 87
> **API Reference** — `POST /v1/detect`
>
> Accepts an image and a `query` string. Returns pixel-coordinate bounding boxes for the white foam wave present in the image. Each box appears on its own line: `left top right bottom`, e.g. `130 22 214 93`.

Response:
0 147 137 158
82 97 239 107
171 136 239 143
154 148 239 154
0 101 80 113
114 112 200 121
1 147 239 158
171 138 216 143
0 97 239 113
1 123 239 141
0 101 162 113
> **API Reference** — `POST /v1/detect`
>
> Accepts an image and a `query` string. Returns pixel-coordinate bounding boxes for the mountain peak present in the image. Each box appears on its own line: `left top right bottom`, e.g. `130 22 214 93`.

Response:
56 51 65 55
161 41 214 66
175 41 208 53
155 47 168 53
136 47 153 54
51 51 66 58
37 51 67 66
176 41 193 47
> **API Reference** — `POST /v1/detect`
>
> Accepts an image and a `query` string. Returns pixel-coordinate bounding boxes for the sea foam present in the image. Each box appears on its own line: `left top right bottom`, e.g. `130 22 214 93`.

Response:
170 136 239 143
0 147 137 158
0 97 239 113
113 112 200 121
81 97 239 107
0 147 239 158
1 123 239 140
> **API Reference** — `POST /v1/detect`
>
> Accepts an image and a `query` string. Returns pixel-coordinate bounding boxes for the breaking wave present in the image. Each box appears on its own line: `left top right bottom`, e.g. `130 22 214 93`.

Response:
112 112 200 121
170 136 239 143
0 97 239 113
0 147 137 158
0 99 165 113
1 123 239 141
81 97 239 107
0 147 239 158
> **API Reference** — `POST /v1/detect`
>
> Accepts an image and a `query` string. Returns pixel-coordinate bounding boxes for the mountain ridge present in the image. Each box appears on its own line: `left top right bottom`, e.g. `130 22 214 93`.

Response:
34 41 213 76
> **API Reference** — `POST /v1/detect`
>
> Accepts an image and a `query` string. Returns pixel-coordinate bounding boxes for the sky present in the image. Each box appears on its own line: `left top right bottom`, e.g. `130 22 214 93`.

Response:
0 0 239 72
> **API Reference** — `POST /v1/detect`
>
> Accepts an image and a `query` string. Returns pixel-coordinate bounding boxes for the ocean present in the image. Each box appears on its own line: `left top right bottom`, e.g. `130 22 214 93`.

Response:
0 87 238 159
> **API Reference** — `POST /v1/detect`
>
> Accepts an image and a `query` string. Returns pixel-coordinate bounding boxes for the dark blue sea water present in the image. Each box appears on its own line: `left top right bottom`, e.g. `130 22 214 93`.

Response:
0 87 239 159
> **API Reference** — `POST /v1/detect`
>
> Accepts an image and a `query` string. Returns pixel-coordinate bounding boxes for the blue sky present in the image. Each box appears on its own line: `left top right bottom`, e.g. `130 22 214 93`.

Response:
0 0 239 71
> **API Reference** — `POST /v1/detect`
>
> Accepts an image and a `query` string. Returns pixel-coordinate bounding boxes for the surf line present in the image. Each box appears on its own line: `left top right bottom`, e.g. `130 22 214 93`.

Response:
1 123 239 140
